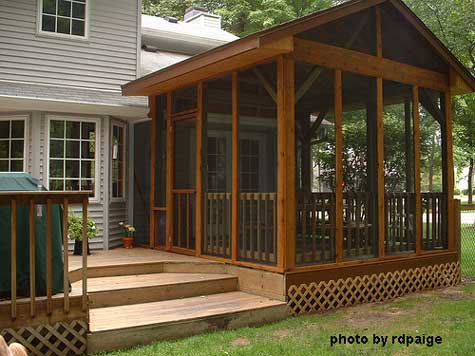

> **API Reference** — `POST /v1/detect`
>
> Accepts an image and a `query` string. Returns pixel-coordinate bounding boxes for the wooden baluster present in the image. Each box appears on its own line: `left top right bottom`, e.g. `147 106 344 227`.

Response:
186 193 190 249
312 195 317 262
177 194 182 248
320 195 326 262
209 194 213 254
11 199 17 320
398 195 404 251
257 194 262 262
63 198 70 314
346 194 352 257
273 194 277 263
302 193 307 263
29 199 36 317
250 194 254 260
241 195 246 258
364 193 370 255
203 193 208 254
46 199 53 315
82 197 88 312
432 195 437 249
355 193 361 257
264 194 269 262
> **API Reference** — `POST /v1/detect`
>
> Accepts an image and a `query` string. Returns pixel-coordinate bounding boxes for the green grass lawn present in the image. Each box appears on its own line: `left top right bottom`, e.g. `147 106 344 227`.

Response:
102 283 475 356
461 224 475 277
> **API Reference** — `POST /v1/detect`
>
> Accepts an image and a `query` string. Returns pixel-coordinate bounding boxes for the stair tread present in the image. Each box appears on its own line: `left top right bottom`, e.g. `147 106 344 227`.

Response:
89 291 286 332
71 273 236 294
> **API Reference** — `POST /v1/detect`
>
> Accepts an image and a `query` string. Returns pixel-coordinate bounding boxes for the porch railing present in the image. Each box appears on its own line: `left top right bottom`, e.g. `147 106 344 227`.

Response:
203 192 231 258
422 192 447 250
0 192 89 323
385 193 416 255
172 189 196 250
238 192 277 265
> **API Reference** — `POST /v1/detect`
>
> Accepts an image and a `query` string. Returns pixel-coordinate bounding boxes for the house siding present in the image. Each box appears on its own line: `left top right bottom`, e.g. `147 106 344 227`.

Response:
0 0 139 90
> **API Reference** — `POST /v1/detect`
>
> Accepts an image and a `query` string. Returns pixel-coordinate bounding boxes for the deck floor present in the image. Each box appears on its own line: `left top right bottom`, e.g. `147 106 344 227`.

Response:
68 247 210 272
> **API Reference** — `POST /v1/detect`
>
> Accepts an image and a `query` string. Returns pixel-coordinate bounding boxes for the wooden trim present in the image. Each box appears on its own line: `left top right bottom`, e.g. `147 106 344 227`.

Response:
334 70 344 262
11 199 17 319
166 93 174 251
293 38 449 93
195 83 204 257
169 246 197 256
444 89 455 251
376 77 385 258
199 254 284 274
81 197 88 312
286 250 457 278
413 86 422 255
0 192 90 205
28 199 35 318
231 71 239 262
172 189 196 194
375 6 382 58
171 108 198 121
149 95 157 249
46 199 53 315
62 198 70 314
277 55 296 271
152 207 167 212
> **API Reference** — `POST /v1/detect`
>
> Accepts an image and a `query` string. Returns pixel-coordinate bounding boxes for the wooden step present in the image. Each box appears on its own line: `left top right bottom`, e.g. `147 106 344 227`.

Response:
87 291 289 354
71 273 238 308
69 261 226 282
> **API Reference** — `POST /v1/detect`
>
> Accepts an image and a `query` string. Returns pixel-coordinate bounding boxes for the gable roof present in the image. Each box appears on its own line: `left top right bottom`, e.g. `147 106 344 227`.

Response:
123 0 475 96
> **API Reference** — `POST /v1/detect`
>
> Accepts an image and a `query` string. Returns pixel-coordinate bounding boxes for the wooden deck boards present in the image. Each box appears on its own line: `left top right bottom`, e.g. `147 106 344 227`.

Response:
89 291 286 332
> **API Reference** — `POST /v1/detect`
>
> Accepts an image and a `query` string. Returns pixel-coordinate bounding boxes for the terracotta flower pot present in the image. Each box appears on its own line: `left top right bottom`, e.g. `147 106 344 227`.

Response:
122 236 134 249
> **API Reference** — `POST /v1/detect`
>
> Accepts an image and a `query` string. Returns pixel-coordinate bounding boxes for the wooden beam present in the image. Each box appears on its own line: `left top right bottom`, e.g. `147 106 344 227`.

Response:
231 72 239 262
253 68 277 102
443 89 455 251
195 83 204 256
295 13 369 103
277 55 296 270
413 86 422 255
375 6 382 58
149 96 157 249
376 77 385 258
335 70 344 263
293 38 449 93
166 93 174 251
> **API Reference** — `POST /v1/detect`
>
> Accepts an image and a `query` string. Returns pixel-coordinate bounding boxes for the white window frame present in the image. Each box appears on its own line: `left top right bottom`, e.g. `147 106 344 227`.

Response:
110 120 127 202
0 115 29 173
37 0 90 40
45 115 101 202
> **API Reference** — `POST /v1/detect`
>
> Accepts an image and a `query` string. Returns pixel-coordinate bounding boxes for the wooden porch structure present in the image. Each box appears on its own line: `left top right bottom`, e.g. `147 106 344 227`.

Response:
123 0 475 302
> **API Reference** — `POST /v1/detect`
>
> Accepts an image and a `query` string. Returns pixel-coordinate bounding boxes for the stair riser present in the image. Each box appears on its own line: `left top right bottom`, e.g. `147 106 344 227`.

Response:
70 263 226 283
88 278 238 309
87 304 290 354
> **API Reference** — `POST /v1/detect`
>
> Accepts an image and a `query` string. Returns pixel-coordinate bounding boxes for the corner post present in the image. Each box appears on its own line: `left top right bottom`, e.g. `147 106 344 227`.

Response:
443 88 455 251
149 95 157 248
335 70 344 262
231 72 239 262
195 83 204 256
277 55 296 271
413 86 422 254
166 93 174 250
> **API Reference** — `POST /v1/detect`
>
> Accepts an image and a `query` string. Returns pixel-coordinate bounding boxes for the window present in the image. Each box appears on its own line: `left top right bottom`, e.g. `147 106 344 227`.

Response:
207 136 227 192
111 123 125 199
0 118 26 172
40 0 87 37
48 118 97 195
239 138 259 192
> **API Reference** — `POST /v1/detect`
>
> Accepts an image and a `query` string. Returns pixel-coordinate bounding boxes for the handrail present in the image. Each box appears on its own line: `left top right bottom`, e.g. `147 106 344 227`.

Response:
3 191 89 321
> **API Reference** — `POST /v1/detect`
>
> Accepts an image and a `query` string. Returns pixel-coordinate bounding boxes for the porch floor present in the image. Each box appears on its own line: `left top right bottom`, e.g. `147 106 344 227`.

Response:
68 247 208 273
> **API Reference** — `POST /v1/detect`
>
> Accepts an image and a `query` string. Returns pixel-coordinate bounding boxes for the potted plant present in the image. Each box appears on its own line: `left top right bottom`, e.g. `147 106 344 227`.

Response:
119 222 136 249
69 215 97 255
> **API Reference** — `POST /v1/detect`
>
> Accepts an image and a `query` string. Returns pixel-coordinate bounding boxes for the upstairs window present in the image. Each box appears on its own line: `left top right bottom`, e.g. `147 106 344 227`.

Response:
40 0 87 37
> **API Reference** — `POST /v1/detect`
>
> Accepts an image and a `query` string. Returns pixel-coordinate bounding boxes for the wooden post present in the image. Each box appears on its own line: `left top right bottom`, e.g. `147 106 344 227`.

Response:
277 55 296 271
443 90 455 250
63 198 70 313
376 77 385 258
46 199 53 315
28 199 36 317
413 86 422 254
404 97 414 193
335 70 344 263
82 197 88 312
231 72 239 262
11 199 17 319
196 83 204 256
375 5 385 258
166 93 174 250
149 95 157 248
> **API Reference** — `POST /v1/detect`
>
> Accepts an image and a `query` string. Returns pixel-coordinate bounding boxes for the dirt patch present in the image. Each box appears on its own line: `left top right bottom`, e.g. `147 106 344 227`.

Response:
272 328 290 339
231 338 251 347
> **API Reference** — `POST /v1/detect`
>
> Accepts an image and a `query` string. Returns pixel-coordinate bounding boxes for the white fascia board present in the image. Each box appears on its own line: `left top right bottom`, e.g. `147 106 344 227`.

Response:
0 96 148 120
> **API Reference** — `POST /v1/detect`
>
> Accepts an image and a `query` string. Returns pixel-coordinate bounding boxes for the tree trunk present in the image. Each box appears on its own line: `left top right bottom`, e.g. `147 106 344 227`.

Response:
468 157 474 204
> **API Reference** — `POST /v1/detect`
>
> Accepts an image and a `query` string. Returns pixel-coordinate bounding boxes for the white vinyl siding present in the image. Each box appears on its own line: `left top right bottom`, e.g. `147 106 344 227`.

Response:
0 0 139 90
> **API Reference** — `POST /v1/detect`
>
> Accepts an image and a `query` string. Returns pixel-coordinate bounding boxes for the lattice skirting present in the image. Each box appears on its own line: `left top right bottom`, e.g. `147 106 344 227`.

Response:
1 320 87 356
288 262 461 316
